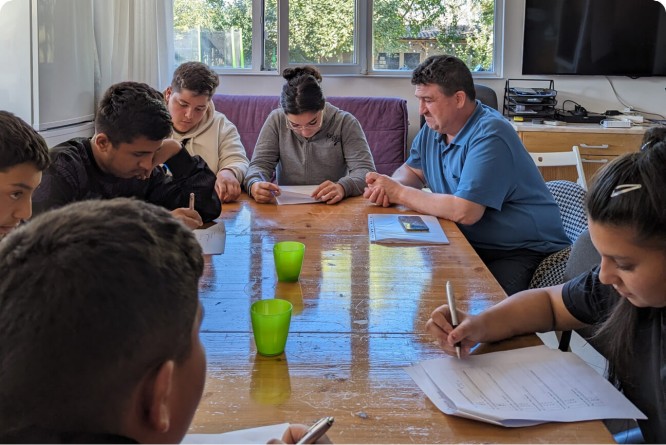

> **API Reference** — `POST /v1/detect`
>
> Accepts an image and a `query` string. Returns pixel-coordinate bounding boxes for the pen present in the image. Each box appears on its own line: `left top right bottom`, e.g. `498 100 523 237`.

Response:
446 280 462 359
189 192 195 211
296 416 334 444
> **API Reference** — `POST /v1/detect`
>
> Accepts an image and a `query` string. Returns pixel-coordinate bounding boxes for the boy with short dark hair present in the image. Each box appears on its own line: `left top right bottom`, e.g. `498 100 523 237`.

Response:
32 81 221 228
0 198 323 444
0 110 50 240
0 198 206 443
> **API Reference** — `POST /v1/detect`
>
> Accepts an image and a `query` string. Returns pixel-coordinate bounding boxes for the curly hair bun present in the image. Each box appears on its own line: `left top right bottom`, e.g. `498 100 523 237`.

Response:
282 66 322 83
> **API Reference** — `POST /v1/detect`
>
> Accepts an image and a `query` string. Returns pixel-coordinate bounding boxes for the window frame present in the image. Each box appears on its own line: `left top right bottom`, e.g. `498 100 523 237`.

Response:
206 0 504 78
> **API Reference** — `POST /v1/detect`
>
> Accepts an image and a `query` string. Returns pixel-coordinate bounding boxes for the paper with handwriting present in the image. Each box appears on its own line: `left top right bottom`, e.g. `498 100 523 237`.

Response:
193 222 226 255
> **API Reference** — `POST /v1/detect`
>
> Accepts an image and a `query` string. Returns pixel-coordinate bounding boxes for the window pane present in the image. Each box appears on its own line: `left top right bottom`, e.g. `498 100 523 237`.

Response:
373 0 495 72
288 0 355 64
264 0 278 71
173 0 252 69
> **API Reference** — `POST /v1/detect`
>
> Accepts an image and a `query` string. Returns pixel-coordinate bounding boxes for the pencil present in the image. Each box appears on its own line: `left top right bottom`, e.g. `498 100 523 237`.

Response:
446 280 462 359
189 192 195 211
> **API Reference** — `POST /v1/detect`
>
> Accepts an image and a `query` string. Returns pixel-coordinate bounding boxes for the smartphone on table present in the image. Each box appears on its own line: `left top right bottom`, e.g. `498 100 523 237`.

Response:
398 215 429 232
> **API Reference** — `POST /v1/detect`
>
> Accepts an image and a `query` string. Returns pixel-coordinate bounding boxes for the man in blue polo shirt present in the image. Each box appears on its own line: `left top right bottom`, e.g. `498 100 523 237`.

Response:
364 55 570 295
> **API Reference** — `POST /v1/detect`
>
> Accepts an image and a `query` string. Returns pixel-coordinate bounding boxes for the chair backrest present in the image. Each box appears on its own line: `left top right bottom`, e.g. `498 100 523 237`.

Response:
528 180 587 290
546 180 588 243
529 146 587 190
563 229 601 281
474 83 498 110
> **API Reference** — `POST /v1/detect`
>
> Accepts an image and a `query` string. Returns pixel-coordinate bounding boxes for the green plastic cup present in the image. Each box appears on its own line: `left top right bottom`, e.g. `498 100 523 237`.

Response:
251 299 293 356
273 241 305 282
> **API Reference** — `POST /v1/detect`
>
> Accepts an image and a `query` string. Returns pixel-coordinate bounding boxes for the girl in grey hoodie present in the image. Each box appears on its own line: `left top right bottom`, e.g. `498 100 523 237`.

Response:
245 66 376 204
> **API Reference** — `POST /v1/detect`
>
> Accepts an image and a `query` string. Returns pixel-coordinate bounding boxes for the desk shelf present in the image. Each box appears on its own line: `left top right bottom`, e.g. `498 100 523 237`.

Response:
503 79 557 119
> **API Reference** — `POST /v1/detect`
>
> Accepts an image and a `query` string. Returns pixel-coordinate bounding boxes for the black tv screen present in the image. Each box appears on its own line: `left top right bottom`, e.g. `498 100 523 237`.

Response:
523 0 666 77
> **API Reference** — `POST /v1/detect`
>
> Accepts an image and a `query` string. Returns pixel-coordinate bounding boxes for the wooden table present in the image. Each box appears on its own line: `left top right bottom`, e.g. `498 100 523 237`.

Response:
190 195 613 443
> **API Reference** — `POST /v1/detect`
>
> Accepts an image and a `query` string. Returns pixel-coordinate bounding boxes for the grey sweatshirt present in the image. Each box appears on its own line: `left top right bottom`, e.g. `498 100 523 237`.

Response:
244 102 376 197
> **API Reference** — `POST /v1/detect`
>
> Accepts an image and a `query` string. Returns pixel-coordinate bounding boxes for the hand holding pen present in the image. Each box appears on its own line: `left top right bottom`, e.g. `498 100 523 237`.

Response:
169 192 202 229
268 418 333 445
251 172 281 204
425 282 477 358
296 417 334 444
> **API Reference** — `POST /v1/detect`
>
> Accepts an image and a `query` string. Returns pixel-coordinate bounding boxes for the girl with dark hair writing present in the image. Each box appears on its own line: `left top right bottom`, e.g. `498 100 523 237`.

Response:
244 66 375 204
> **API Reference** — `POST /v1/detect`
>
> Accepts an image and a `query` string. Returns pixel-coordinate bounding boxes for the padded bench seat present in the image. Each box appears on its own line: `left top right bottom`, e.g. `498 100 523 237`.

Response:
212 94 409 175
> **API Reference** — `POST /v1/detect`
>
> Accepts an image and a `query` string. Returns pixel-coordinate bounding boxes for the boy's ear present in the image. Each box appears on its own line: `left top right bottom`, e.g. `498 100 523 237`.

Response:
94 133 112 153
164 86 173 102
146 360 175 434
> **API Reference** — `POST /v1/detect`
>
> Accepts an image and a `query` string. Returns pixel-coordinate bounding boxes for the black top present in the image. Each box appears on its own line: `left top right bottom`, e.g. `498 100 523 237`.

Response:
0 428 138 443
563 267 665 443
32 138 221 222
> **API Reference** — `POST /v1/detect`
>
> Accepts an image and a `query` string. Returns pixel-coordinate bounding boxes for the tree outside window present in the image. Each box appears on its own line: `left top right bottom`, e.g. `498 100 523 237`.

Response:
173 0 497 74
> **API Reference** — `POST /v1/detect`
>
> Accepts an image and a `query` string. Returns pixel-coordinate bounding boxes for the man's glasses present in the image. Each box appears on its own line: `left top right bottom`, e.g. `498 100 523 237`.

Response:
286 108 325 132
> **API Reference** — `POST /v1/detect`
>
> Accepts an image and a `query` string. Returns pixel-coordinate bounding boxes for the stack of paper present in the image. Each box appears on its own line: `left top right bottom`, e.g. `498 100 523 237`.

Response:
368 214 449 244
405 345 645 427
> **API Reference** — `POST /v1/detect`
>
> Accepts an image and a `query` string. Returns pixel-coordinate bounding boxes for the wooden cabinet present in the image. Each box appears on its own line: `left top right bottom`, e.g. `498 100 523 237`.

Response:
514 123 645 184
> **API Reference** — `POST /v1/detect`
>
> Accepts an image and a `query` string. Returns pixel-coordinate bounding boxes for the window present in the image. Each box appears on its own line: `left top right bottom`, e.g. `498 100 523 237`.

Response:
173 0 503 76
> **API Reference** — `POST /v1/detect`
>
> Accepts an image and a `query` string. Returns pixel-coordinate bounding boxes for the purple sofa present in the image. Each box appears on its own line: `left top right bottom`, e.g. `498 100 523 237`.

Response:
212 94 408 175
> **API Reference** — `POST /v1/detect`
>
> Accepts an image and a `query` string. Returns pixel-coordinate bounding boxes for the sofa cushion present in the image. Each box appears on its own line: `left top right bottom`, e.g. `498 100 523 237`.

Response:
212 94 408 175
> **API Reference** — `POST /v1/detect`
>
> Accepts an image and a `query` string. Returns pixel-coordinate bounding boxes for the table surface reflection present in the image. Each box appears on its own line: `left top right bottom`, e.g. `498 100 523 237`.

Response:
190 195 612 443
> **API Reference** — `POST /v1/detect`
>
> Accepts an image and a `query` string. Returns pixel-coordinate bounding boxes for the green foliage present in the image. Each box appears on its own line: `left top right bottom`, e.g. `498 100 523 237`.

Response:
173 0 495 71
435 0 494 71
288 0 354 63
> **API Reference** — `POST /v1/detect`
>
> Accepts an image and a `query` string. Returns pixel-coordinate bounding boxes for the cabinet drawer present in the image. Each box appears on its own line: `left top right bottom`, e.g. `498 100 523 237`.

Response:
521 132 642 155
580 154 616 182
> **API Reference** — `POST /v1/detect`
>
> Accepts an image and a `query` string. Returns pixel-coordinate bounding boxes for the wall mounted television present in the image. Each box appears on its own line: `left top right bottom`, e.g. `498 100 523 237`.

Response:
523 0 666 77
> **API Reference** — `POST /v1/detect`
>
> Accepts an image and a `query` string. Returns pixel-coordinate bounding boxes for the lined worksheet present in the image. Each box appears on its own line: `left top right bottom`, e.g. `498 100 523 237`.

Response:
406 345 645 427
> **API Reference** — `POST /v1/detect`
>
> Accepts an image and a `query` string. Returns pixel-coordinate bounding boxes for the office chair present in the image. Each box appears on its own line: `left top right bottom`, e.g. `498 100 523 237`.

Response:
528 146 587 191
529 180 588 290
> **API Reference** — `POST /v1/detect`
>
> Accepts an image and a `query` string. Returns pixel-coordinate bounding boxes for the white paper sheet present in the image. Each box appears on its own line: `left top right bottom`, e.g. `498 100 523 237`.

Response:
275 185 321 205
406 345 645 427
193 222 226 255
182 423 290 444
368 214 449 244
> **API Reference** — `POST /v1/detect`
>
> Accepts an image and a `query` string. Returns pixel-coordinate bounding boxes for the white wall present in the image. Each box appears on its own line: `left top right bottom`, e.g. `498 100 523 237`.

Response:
215 0 666 146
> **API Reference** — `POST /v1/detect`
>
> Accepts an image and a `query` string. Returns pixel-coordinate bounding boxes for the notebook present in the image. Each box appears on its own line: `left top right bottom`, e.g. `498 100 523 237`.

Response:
368 214 449 244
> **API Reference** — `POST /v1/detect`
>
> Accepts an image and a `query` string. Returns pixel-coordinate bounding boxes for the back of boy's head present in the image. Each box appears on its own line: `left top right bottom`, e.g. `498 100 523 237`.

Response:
0 111 50 172
587 126 666 247
96 81 173 146
0 198 204 436
171 62 220 97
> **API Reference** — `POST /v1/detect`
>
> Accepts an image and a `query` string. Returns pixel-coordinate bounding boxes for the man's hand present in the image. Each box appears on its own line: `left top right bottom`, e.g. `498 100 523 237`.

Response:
152 139 183 168
364 172 404 207
312 180 345 204
251 181 281 204
170 207 203 229
216 169 242 202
